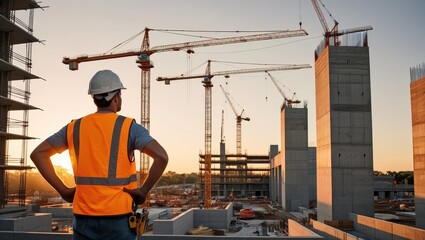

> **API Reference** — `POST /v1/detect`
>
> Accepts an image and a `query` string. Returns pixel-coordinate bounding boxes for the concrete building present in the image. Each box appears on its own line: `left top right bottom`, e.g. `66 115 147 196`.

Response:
0 0 42 207
270 105 309 211
373 175 414 200
314 33 374 222
410 62 425 229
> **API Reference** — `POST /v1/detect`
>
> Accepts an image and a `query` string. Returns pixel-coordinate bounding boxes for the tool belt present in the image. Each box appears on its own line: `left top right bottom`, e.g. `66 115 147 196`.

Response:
129 208 149 236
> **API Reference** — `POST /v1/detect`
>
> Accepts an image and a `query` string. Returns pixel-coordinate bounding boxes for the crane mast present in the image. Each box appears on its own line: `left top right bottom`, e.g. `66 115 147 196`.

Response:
219 84 250 156
157 60 311 208
62 27 308 208
266 71 301 109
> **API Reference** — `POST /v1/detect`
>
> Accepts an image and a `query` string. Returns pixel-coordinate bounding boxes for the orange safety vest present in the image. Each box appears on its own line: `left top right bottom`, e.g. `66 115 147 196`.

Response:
67 113 137 216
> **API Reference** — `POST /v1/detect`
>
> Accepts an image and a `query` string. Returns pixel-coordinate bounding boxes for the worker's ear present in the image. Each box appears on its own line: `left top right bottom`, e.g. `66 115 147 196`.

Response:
113 93 119 102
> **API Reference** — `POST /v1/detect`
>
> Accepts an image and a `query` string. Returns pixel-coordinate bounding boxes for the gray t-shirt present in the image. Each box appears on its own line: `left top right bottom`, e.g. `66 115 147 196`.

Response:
47 116 154 156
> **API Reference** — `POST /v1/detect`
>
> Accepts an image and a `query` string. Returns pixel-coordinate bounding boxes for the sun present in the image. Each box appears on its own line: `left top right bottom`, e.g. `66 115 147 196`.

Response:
50 150 74 174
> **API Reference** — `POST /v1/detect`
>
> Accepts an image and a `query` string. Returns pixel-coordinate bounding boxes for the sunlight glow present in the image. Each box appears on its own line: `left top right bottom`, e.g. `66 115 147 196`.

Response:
51 150 73 174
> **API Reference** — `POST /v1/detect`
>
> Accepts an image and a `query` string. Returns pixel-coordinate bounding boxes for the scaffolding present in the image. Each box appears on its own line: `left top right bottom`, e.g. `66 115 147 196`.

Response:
410 62 425 83
0 0 42 208
198 145 270 200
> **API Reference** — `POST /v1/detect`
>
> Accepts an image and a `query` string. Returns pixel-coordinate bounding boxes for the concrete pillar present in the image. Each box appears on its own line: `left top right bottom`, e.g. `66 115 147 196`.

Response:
278 166 282 206
281 107 309 211
410 73 425 229
308 147 317 204
315 45 374 221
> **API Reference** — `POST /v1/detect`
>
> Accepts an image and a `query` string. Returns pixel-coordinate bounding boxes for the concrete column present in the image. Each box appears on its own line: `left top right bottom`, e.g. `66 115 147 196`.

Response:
278 166 282 206
281 107 309 211
315 46 374 221
308 147 317 203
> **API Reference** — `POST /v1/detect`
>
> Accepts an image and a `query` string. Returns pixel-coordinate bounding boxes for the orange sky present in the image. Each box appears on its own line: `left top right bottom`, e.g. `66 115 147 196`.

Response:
13 0 424 174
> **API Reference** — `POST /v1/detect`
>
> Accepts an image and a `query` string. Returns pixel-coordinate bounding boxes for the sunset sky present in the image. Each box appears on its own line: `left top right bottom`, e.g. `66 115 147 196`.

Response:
11 0 425 174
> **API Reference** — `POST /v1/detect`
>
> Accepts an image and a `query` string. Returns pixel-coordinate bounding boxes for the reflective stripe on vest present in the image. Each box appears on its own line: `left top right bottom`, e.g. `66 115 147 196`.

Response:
71 115 136 186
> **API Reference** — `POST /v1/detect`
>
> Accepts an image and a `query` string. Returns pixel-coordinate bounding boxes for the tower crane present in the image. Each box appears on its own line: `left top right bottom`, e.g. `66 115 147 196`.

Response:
219 84 250 156
62 28 308 201
157 60 311 208
220 110 225 144
311 0 372 46
266 71 300 109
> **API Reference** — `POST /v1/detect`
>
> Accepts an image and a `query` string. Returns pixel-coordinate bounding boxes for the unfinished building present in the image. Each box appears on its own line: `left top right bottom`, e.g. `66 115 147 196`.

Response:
198 143 275 199
270 105 309 211
0 0 42 209
314 32 374 222
410 62 425 229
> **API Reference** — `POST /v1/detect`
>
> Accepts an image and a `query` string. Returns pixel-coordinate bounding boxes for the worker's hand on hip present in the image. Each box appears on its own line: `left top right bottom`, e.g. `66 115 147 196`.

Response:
60 187 76 203
123 187 147 205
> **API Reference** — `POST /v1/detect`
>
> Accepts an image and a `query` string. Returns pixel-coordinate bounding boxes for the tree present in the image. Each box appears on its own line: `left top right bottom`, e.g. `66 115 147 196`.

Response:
373 170 414 184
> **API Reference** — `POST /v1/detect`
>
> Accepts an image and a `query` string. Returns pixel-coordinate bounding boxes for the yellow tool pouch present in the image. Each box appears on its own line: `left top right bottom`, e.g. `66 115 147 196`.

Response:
129 215 137 229
129 209 148 236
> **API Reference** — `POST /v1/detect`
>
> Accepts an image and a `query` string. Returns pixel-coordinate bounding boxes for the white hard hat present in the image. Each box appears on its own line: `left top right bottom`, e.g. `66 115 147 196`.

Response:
88 70 126 96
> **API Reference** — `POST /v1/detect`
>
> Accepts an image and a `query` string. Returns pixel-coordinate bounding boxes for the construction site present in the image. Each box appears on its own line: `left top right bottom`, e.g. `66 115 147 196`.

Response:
1 0 425 239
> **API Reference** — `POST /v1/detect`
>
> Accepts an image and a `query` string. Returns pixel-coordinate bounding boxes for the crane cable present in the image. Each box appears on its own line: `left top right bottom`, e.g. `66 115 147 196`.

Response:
299 0 302 29
318 0 337 23
104 29 145 54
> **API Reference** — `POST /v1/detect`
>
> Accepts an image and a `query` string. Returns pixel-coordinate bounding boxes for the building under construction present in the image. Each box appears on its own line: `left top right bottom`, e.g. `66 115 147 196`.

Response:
198 143 276 200
315 31 374 222
0 0 42 208
410 62 425 229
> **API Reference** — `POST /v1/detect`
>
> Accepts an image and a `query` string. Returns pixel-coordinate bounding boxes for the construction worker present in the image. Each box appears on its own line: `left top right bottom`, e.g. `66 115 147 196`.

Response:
30 69 168 239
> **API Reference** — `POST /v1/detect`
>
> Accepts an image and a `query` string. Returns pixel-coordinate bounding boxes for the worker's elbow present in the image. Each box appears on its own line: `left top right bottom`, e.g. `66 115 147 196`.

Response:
29 150 36 161
30 150 41 164
161 153 169 167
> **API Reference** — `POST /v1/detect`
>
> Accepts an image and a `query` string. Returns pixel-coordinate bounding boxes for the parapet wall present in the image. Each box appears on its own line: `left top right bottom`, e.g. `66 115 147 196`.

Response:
0 213 52 232
310 219 358 240
349 213 425 240
153 203 233 235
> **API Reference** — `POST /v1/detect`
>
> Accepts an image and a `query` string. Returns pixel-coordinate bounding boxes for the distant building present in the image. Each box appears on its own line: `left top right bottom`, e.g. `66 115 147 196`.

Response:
270 105 309 211
198 143 273 199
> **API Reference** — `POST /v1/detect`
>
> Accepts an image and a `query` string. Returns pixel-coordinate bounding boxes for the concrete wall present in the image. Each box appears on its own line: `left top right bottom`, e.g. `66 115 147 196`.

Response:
0 213 52 232
315 46 374 222
153 208 194 235
148 218 322 239
153 203 233 235
310 219 359 240
288 219 323 238
193 203 233 229
410 76 425 229
41 206 73 218
281 107 309 211
349 213 425 240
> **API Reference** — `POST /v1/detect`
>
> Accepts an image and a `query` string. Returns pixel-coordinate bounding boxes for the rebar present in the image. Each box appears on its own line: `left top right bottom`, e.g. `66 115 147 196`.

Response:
410 63 425 83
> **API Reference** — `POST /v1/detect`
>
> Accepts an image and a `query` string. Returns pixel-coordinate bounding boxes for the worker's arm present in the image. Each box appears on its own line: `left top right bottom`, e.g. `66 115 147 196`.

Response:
30 140 75 203
124 140 168 205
